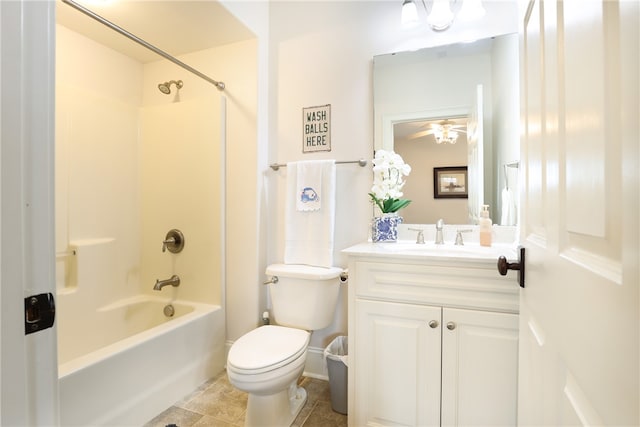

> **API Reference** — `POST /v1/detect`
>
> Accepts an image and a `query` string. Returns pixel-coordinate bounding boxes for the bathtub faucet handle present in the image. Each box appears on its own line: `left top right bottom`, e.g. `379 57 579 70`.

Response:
162 237 175 253
162 229 185 253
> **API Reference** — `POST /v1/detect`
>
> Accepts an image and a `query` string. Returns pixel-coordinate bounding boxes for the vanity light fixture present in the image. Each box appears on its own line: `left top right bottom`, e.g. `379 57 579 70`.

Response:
401 0 486 31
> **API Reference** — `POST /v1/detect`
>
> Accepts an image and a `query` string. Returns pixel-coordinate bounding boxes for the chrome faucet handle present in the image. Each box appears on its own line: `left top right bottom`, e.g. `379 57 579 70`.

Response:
455 229 473 245
436 218 445 230
408 228 425 244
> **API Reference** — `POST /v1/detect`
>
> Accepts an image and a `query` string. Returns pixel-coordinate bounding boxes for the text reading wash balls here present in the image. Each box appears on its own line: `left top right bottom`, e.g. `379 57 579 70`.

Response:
305 109 329 147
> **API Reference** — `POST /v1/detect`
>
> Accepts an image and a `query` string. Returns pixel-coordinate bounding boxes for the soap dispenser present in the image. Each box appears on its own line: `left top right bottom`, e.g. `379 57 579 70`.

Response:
479 205 492 247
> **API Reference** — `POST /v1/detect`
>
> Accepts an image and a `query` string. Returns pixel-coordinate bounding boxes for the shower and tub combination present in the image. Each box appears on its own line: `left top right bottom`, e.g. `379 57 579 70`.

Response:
56 233 225 426
56 1 228 425
57 284 224 426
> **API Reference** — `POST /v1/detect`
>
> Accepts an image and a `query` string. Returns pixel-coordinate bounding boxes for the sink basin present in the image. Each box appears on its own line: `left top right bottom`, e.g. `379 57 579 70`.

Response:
376 241 518 261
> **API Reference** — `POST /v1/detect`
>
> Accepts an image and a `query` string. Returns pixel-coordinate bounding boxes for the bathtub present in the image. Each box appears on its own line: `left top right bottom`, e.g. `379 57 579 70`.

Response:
58 295 225 426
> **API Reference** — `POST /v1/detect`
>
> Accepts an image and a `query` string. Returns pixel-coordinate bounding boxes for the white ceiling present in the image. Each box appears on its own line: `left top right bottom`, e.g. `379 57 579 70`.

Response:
56 0 255 63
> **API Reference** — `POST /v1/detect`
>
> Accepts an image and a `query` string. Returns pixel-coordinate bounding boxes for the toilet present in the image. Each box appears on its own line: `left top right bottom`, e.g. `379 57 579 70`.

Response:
227 263 343 427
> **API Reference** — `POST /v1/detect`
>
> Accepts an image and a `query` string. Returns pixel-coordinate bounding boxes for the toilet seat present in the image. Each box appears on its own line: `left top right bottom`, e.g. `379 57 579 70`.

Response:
266 264 343 280
227 325 310 375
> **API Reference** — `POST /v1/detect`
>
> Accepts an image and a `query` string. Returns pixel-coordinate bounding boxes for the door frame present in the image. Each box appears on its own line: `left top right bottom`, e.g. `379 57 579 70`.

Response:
1 0 59 424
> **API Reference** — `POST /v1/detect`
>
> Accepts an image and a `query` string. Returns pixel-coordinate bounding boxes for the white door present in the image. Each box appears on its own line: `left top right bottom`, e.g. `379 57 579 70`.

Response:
0 0 59 424
518 0 638 425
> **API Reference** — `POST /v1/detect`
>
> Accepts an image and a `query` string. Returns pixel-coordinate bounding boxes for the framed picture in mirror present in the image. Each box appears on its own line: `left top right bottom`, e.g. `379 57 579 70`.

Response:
434 166 468 199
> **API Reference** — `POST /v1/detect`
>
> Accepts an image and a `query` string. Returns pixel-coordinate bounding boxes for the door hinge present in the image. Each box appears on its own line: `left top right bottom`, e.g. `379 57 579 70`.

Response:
24 293 55 335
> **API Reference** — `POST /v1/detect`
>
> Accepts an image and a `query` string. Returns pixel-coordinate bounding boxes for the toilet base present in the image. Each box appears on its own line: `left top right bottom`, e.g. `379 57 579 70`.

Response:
244 380 307 427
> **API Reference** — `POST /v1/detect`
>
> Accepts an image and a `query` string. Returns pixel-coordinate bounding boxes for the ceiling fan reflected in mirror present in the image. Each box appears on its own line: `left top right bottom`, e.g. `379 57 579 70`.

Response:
406 119 467 144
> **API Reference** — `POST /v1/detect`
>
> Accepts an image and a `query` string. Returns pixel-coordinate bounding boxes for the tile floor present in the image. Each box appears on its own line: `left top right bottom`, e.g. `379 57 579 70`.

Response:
144 371 347 427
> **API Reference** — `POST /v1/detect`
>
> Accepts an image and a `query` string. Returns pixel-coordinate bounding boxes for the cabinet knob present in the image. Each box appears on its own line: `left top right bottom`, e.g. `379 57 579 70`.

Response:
428 320 439 329
446 321 456 331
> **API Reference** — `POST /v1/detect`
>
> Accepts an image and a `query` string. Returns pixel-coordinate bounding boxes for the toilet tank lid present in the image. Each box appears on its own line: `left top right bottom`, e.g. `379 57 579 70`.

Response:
266 264 343 280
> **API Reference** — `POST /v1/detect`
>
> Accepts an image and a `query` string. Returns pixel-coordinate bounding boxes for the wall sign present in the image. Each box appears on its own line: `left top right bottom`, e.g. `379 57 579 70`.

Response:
302 104 331 153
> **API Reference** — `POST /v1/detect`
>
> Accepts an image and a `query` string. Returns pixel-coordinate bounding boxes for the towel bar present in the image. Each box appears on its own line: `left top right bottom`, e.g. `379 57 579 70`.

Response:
269 159 367 171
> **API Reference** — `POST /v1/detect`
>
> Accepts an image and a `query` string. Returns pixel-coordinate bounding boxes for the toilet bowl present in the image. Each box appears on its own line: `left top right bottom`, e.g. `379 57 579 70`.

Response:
227 264 343 427
227 326 310 426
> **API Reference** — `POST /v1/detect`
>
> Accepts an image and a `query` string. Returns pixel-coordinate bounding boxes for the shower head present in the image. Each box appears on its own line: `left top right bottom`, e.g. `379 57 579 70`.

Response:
158 80 183 95
158 82 171 94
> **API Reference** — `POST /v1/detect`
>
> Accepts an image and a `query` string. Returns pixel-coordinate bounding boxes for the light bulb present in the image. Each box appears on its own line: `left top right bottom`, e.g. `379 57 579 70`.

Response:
427 0 454 31
449 130 459 144
401 0 420 28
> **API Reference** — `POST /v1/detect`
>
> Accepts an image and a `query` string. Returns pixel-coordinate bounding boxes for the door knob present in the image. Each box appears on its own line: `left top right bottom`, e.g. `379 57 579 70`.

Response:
428 320 439 329
497 246 525 288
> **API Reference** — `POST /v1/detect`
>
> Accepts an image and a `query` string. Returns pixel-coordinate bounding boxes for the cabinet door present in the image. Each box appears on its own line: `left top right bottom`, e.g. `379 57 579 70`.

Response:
354 299 441 427
441 308 519 426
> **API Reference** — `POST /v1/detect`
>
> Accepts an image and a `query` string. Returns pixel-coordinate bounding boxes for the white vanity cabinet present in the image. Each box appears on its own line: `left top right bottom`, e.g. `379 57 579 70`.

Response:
345 244 520 427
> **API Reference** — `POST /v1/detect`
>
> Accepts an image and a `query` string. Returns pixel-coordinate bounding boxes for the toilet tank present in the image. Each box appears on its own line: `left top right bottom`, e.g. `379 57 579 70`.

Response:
266 264 342 330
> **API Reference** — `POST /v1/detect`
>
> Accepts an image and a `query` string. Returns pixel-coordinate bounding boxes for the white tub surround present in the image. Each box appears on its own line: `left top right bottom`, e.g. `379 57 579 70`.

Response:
344 236 520 426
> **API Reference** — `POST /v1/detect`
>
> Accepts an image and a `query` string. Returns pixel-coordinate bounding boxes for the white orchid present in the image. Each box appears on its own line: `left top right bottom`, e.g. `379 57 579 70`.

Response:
369 149 412 213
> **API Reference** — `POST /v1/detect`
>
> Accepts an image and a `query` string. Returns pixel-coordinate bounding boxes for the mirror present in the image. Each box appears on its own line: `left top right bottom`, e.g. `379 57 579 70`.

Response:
373 33 520 225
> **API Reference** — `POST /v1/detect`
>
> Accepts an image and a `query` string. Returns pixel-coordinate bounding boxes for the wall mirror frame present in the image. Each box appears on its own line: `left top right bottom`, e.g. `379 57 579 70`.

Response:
373 33 520 226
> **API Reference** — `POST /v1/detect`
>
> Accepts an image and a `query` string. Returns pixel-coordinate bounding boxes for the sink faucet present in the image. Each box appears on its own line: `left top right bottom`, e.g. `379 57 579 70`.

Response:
455 229 473 245
154 274 180 291
408 228 425 244
435 219 445 245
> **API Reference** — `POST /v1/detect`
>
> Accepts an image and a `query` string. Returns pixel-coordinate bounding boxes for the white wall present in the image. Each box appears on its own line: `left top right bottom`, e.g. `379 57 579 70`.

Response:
269 2 376 349
266 1 518 350
217 2 268 342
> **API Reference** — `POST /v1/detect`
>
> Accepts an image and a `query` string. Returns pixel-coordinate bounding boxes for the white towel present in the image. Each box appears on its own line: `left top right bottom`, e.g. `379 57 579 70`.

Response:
285 160 336 268
296 160 324 212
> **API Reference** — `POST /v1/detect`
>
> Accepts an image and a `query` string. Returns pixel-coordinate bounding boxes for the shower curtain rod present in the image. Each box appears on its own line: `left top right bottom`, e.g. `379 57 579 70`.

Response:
61 0 225 91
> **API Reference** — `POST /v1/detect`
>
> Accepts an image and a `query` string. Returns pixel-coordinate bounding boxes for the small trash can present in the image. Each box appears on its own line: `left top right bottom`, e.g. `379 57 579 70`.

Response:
324 335 348 415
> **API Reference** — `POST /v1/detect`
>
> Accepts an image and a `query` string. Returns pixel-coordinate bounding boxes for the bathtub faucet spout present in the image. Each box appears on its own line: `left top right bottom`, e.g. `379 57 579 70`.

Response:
154 275 181 291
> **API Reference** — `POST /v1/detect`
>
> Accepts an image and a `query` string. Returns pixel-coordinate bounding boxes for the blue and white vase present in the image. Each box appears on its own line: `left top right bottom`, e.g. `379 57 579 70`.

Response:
371 213 403 243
